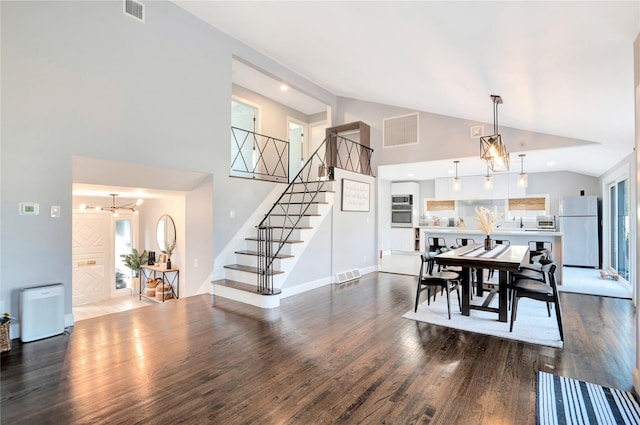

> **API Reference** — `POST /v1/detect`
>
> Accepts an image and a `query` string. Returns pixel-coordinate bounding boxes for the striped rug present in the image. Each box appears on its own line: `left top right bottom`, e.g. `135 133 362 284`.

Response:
537 371 640 424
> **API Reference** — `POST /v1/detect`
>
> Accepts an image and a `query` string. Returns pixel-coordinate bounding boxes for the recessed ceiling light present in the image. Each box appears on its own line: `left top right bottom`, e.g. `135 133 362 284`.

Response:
547 161 556 166
408 173 415 177
280 84 289 92
448 169 454 174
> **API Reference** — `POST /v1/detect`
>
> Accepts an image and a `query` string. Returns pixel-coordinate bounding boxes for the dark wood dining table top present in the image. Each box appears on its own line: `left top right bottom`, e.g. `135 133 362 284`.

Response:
435 243 528 272
434 243 529 322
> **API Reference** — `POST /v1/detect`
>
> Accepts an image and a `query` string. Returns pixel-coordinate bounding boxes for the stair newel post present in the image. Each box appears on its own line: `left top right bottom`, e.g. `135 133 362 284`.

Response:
265 226 273 294
257 225 274 295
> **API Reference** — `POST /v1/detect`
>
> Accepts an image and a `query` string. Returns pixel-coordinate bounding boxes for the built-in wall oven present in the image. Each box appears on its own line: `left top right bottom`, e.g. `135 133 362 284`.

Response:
391 194 413 227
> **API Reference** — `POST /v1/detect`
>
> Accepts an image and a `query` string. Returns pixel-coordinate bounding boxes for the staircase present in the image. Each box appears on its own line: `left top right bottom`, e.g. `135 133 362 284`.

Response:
212 180 335 308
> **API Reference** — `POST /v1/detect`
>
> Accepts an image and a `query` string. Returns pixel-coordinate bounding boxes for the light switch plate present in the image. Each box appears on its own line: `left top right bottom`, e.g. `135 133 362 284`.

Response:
19 202 39 215
51 205 61 218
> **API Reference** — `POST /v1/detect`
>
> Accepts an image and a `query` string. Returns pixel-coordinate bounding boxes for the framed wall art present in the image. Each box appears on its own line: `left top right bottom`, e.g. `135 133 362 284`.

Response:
341 179 370 212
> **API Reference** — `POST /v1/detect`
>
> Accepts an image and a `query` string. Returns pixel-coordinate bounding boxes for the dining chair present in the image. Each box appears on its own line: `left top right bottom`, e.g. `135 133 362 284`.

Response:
509 263 564 341
415 253 461 319
455 237 475 247
528 241 552 264
452 238 477 293
427 237 447 253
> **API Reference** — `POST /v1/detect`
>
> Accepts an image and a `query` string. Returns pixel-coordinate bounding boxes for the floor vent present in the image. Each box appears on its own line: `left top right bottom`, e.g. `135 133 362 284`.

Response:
383 113 419 148
336 269 361 284
124 0 144 22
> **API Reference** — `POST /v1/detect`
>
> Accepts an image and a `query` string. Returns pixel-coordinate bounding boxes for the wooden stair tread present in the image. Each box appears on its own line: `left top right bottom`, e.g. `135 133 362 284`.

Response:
211 279 282 295
235 250 294 259
245 237 304 244
269 213 320 217
288 190 336 194
254 226 313 230
223 264 284 275
276 201 329 205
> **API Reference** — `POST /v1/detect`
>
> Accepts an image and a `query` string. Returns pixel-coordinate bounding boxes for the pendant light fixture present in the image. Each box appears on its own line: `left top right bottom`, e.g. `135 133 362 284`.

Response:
483 166 493 190
79 194 143 217
517 154 528 188
480 94 510 172
452 160 462 191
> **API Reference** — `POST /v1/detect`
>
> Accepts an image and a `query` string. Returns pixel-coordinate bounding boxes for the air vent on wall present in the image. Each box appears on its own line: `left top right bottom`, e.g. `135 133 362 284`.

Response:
383 113 419 148
336 269 361 284
124 0 144 22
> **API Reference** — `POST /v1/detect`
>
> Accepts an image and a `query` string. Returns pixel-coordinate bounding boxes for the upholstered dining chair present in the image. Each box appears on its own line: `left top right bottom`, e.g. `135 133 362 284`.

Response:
415 253 461 319
509 263 564 341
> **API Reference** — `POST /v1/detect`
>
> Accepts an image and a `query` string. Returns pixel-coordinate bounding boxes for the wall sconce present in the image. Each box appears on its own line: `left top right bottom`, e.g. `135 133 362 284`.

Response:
480 95 510 172
517 154 528 188
483 166 493 190
452 160 462 191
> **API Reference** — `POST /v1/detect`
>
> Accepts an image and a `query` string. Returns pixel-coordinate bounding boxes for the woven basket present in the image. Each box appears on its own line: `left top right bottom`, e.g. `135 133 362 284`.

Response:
147 278 161 288
0 319 11 352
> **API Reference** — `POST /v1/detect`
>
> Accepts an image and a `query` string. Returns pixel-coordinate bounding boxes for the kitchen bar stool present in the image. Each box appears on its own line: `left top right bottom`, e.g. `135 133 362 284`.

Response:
427 237 447 253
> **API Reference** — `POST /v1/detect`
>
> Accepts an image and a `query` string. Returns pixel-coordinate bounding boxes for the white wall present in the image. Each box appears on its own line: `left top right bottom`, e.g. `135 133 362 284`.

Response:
280 169 377 290
0 1 336 328
336 97 596 170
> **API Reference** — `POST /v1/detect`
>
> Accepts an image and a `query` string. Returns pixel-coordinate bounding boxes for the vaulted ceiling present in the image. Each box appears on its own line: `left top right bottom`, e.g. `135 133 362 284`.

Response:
174 1 640 179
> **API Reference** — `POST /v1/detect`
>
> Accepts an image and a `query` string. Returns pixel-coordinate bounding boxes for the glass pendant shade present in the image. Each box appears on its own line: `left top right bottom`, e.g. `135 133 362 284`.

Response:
451 160 461 191
452 177 462 191
483 168 493 190
516 154 528 188
517 173 528 188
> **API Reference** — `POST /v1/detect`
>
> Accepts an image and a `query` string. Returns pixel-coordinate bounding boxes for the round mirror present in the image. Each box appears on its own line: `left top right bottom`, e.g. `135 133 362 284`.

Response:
156 214 176 253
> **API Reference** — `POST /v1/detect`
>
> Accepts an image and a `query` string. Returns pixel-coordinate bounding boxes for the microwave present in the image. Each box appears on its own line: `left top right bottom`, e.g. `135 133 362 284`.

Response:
392 195 413 205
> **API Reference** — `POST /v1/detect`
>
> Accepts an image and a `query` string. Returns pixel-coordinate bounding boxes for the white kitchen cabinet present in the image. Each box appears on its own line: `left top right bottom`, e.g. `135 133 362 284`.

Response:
390 228 415 252
490 174 509 199
462 175 483 200
391 182 419 196
435 178 450 200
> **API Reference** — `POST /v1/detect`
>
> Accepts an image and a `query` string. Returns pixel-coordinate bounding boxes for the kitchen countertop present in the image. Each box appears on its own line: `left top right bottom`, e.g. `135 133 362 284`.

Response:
417 226 563 237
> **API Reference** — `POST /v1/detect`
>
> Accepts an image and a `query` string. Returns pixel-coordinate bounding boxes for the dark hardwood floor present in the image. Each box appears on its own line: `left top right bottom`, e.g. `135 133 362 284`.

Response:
1 272 635 424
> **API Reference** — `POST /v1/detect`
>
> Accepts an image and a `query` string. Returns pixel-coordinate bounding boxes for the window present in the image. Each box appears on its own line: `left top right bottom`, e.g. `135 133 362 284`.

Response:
608 178 629 281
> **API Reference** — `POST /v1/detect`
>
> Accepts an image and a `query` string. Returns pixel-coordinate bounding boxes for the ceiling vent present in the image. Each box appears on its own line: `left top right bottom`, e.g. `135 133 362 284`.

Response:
383 113 419 148
336 269 361 284
124 0 144 23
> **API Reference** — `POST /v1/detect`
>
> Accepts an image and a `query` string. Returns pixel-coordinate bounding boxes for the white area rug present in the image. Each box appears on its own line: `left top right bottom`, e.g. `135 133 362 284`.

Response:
403 290 563 348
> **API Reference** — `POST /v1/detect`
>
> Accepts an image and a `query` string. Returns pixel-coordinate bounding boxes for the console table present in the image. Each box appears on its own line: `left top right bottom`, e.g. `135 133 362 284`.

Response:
140 264 179 302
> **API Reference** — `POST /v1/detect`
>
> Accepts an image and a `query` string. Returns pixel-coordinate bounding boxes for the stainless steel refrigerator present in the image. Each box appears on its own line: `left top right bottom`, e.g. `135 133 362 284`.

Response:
559 195 600 267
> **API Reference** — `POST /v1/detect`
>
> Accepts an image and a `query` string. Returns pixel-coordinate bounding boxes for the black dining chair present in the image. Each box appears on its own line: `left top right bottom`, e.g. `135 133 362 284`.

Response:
455 237 475 247
528 241 552 264
509 263 564 341
427 237 447 253
415 253 461 319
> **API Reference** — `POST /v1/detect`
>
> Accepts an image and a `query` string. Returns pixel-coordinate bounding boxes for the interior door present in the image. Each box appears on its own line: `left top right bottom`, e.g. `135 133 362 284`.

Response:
72 211 112 305
288 119 304 181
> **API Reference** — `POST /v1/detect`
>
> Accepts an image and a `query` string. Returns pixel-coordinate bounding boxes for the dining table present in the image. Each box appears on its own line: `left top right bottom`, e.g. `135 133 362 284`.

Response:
434 243 529 322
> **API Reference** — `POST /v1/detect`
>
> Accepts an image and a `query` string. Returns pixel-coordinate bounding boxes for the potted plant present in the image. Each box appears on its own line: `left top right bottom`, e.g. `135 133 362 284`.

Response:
121 249 148 292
